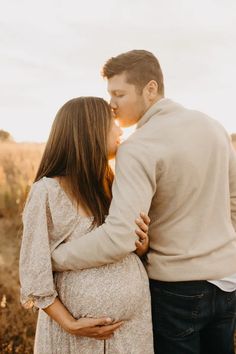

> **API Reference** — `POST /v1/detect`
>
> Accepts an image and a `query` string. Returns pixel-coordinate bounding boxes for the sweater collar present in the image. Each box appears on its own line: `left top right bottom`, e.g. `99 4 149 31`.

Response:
136 98 174 129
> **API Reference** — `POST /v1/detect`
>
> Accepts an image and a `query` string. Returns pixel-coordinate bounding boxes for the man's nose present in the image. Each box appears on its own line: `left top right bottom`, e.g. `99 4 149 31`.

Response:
110 98 118 109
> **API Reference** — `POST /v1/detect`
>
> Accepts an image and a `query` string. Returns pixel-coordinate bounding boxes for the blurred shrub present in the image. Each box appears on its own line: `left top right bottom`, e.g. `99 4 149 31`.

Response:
0 129 14 142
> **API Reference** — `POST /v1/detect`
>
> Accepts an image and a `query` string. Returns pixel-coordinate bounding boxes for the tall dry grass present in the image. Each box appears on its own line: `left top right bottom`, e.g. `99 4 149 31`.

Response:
0 142 45 352
0 142 45 218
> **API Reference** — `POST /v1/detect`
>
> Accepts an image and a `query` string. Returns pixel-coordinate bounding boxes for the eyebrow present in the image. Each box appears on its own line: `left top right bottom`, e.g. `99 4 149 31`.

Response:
109 89 125 95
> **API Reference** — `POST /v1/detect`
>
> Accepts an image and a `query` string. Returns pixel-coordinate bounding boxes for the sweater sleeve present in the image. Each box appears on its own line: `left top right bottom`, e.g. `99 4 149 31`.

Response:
52 140 157 271
19 181 58 309
229 140 236 232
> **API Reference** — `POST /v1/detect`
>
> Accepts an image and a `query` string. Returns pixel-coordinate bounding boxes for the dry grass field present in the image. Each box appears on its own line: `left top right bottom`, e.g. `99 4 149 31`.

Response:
0 218 37 353
0 142 44 353
0 142 45 218
0 138 236 353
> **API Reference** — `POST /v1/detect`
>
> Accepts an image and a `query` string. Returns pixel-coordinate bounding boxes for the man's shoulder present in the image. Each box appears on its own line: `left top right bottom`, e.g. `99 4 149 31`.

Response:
116 131 157 167
116 137 137 158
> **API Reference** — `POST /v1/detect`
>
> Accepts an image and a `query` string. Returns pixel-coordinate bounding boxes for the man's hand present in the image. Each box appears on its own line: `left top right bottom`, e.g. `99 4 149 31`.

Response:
135 212 150 257
65 317 124 339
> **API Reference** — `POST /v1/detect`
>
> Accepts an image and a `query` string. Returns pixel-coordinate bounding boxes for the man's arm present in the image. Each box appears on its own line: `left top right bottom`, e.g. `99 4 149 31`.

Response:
52 139 157 271
229 139 236 231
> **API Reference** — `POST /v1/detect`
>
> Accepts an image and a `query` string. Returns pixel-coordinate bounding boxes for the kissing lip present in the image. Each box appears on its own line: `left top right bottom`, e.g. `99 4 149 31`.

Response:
111 109 118 118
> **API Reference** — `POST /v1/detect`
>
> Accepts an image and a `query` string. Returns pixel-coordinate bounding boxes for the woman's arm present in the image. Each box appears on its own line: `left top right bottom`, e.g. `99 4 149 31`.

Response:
20 181 124 340
44 297 124 339
19 181 58 309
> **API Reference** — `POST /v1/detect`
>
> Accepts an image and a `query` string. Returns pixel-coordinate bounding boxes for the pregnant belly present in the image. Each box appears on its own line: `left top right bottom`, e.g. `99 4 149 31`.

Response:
54 253 149 321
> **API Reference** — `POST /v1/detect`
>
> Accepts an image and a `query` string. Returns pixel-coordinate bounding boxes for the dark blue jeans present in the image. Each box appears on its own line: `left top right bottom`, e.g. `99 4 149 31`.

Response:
150 279 236 354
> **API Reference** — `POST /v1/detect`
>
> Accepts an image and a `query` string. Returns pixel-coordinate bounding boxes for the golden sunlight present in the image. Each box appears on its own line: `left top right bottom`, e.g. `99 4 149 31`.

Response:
121 125 136 142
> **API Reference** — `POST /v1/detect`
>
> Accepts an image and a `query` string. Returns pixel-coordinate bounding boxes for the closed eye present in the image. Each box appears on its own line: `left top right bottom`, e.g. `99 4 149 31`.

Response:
111 90 125 98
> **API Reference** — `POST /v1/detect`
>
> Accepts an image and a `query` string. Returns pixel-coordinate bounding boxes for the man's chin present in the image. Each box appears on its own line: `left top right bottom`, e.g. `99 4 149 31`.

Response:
118 118 135 128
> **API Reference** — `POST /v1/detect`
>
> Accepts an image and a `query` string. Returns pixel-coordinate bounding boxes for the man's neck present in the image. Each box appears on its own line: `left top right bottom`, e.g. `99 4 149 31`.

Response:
136 96 169 129
138 96 165 122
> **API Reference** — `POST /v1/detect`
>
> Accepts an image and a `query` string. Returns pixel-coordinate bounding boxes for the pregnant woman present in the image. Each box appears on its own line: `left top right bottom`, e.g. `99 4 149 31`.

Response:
19 97 154 353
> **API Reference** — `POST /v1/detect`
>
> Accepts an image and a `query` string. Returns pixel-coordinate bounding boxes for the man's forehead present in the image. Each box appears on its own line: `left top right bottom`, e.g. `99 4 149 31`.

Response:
107 74 133 92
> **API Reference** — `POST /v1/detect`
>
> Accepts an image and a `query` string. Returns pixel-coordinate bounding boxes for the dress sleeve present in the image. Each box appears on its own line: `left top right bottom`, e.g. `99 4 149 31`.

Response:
19 181 58 309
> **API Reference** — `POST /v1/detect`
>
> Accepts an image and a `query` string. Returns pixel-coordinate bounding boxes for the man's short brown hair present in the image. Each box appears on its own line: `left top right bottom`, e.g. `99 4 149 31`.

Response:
102 49 164 95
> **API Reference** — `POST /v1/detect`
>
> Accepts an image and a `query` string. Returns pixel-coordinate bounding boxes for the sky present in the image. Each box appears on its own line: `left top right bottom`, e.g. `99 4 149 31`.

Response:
0 0 236 142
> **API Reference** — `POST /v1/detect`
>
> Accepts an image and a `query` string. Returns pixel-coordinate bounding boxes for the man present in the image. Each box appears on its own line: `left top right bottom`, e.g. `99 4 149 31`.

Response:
52 50 236 353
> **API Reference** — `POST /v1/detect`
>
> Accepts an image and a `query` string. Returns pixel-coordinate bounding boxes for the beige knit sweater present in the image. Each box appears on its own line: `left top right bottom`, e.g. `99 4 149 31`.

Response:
52 99 236 281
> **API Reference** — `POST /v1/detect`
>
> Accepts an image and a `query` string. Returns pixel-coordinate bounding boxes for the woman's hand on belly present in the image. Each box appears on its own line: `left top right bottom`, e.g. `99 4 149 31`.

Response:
66 317 124 339
44 297 124 340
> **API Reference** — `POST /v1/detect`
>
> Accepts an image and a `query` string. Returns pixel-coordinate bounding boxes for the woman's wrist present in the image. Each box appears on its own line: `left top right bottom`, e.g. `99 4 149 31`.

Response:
62 316 78 332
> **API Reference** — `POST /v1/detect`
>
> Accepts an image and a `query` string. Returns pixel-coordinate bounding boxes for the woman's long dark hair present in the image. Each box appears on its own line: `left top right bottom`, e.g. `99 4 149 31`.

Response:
35 97 114 227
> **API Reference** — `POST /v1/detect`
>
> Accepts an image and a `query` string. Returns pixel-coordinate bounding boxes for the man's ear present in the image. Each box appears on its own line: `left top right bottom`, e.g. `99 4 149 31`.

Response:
144 80 158 101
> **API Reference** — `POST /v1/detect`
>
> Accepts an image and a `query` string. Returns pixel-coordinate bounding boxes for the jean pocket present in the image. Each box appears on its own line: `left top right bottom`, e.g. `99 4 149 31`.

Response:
151 287 204 339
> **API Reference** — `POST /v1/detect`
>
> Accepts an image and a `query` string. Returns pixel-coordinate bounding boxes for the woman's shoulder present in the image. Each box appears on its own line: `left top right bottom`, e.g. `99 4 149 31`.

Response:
26 178 46 200
23 177 69 223
25 177 61 209
30 177 59 194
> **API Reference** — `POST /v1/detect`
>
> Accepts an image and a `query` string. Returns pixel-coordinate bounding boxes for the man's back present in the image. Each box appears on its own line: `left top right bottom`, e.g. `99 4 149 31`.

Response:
125 98 236 281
